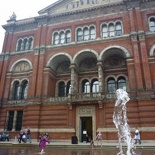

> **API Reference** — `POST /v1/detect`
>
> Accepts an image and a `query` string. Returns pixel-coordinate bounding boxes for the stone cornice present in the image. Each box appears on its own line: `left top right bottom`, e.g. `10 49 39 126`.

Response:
2 1 125 32
2 0 154 33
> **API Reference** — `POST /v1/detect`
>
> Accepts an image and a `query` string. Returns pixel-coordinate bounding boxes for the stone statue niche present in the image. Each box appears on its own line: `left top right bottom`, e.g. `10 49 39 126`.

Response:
113 89 135 155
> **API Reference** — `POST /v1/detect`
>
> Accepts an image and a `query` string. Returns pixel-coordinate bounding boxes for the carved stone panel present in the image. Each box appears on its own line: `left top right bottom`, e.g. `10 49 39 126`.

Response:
13 61 31 72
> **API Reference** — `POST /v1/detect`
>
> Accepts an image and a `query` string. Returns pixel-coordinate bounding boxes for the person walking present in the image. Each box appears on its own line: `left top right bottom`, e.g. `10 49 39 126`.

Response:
26 127 32 143
134 128 141 144
19 127 24 143
39 133 50 154
96 131 102 147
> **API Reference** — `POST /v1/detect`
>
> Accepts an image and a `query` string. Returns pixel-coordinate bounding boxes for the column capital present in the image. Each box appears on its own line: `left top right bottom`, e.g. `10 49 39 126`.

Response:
97 61 103 66
98 101 103 109
138 31 145 41
130 32 138 42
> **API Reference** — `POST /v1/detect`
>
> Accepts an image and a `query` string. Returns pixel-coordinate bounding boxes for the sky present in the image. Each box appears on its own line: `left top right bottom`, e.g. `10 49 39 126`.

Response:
0 0 57 52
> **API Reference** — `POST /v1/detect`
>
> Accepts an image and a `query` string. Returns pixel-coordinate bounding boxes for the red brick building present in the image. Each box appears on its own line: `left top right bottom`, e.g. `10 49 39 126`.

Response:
0 0 155 142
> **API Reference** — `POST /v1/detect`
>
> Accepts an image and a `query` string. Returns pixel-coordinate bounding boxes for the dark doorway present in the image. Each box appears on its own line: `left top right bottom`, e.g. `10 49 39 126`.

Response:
80 117 92 142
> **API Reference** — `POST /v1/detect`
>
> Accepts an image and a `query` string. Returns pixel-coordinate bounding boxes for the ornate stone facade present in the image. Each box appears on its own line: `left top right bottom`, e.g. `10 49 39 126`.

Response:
0 0 155 141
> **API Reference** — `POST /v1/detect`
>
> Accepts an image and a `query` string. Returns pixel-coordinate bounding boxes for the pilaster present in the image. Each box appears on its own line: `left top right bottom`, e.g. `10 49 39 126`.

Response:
0 53 10 104
138 31 152 89
70 64 78 94
36 48 46 97
128 8 136 32
130 32 143 90
97 61 104 93
29 50 40 98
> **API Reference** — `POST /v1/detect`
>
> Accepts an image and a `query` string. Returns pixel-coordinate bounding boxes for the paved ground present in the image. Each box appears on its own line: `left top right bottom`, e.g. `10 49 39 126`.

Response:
0 139 154 149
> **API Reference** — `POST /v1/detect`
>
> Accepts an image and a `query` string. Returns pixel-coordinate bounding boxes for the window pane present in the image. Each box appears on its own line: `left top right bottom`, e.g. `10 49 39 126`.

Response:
83 28 89 40
90 27 96 39
21 81 28 100
77 29 83 41
107 79 116 93
60 32 65 44
54 33 59 45
102 25 108 38
84 82 90 93
116 23 122 36
28 38 33 50
82 80 90 93
150 18 155 32
92 81 99 93
66 31 71 43
7 111 14 131
23 39 28 50
109 24 115 37
13 81 20 100
66 81 71 95
16 111 23 131
17 40 22 51
58 82 65 97
118 78 126 90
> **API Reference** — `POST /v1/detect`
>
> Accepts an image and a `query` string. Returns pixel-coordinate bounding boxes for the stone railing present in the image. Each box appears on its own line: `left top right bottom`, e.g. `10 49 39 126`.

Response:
5 90 153 106
48 93 116 103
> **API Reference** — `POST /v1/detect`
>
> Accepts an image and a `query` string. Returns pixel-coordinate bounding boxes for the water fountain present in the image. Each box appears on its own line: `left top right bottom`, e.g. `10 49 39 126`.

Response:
113 88 135 155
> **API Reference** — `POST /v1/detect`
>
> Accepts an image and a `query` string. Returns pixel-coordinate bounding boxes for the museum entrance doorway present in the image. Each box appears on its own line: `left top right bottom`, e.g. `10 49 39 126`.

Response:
76 106 96 142
80 116 92 142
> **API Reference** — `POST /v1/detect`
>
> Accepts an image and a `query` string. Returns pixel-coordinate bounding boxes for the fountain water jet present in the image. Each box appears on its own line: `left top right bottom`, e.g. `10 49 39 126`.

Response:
113 89 135 155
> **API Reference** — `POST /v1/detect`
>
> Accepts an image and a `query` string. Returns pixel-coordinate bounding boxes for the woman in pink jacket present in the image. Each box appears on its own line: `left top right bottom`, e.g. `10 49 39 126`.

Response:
39 133 50 154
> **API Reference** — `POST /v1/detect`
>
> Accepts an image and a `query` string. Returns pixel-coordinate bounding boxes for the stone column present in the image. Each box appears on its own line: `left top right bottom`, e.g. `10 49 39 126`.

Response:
12 111 17 131
70 64 78 94
97 61 104 93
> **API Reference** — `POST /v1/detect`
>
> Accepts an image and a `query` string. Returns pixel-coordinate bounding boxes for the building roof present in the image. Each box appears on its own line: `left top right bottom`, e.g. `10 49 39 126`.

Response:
38 0 124 16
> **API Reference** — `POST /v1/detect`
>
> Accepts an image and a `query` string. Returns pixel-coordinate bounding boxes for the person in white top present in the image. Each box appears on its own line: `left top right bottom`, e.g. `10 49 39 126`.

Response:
96 131 102 147
83 129 87 143
134 128 141 144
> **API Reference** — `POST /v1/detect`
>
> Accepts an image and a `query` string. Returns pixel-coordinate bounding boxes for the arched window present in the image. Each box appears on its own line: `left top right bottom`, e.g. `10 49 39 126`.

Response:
149 17 155 32
66 31 71 43
90 26 96 39
81 0 84 5
117 77 126 90
87 0 90 4
77 28 83 41
58 81 65 97
91 79 99 93
53 32 59 45
28 37 33 50
21 80 28 100
17 39 22 51
107 77 116 93
23 38 28 50
16 36 33 52
109 23 115 37
82 80 90 93
60 32 65 44
102 24 108 38
115 22 122 36
13 81 20 100
84 27 89 40
66 81 71 95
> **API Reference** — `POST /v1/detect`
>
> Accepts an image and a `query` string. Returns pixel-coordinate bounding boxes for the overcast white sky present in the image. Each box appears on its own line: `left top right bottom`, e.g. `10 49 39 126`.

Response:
0 0 57 52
